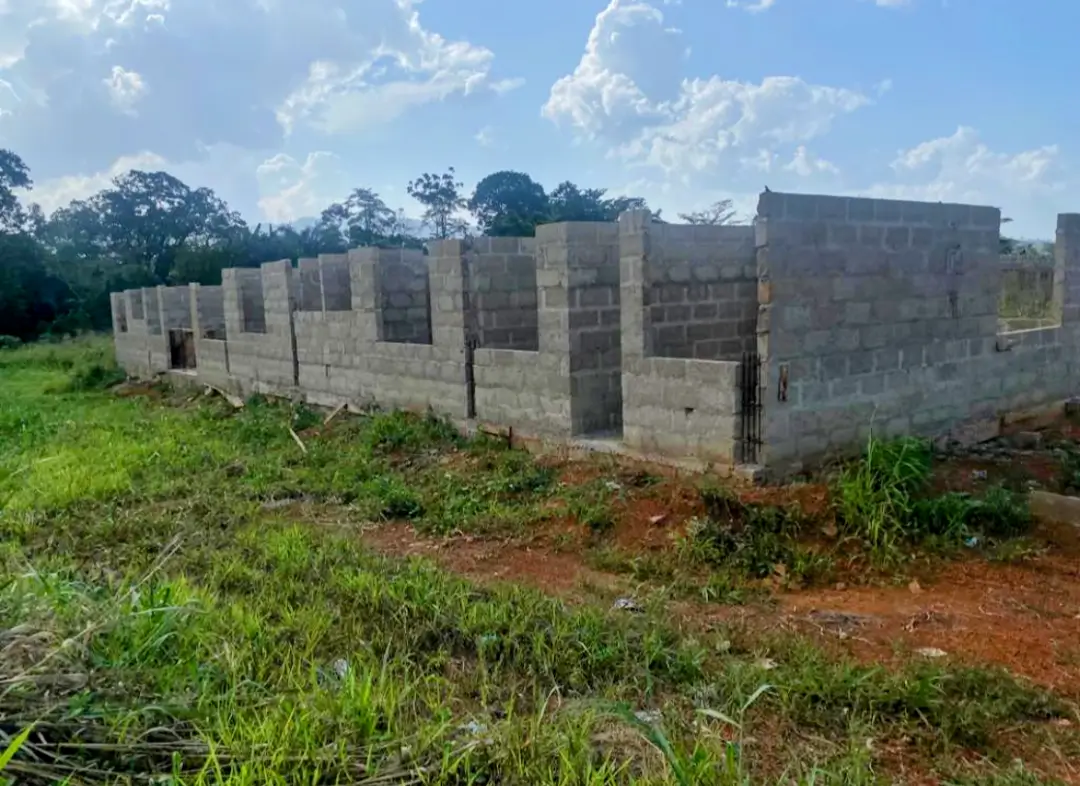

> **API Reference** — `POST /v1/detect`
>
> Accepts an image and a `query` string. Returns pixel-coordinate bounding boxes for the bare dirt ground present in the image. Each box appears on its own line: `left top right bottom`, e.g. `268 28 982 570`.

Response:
361 444 1080 697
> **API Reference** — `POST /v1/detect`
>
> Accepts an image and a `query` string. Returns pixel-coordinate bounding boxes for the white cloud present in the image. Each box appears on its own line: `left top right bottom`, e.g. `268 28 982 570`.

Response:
865 126 1065 235
870 126 1061 204
725 0 776 12
474 126 494 147
784 145 839 177
256 151 347 223
30 150 167 212
274 0 512 136
0 0 169 67
543 0 869 178
0 0 518 194
103 64 145 113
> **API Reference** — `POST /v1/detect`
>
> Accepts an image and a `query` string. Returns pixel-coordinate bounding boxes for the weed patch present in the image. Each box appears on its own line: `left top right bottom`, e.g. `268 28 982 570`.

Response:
836 435 1033 561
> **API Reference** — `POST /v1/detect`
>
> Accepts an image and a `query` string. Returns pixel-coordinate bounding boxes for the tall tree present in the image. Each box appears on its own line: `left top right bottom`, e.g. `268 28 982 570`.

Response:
0 149 75 339
76 170 246 282
344 188 395 245
468 171 549 237
678 199 738 225
0 149 32 232
546 181 651 223
407 167 466 239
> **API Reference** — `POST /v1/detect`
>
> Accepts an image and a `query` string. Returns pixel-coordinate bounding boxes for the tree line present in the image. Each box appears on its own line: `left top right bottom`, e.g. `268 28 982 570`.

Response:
0 150 741 342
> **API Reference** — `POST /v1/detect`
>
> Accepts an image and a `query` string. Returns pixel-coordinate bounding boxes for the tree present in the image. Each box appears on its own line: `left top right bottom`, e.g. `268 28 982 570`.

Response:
546 181 651 223
678 199 738 225
0 149 32 232
344 188 395 245
0 231 74 339
468 171 549 237
81 169 245 281
0 150 76 339
407 167 466 239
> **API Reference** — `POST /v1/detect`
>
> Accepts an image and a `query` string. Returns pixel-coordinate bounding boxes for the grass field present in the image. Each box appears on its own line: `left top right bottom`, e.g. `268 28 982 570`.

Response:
0 337 1077 784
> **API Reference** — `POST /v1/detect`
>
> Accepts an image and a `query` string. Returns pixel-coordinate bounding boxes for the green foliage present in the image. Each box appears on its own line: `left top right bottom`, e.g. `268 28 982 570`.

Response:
837 436 1032 558
682 498 834 587
835 435 934 554
407 167 467 239
0 340 1072 782
468 170 550 236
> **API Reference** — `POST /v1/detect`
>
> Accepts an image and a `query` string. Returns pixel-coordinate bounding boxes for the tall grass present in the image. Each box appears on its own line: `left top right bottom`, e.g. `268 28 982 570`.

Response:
835 434 1032 561
0 338 1072 784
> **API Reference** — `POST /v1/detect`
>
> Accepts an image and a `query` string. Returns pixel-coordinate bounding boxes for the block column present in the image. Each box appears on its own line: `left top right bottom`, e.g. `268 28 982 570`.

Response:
347 248 383 342
1056 214 1080 323
618 209 654 370
536 221 622 436
261 260 299 387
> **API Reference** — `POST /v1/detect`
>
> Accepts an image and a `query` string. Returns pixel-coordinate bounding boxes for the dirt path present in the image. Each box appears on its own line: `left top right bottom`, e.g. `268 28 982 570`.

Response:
360 520 1080 693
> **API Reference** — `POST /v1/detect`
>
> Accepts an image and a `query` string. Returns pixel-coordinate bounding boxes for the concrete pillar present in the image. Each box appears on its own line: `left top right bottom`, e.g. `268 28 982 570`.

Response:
347 248 383 342
536 221 622 436
428 241 468 352
618 209 654 366
1055 214 1080 323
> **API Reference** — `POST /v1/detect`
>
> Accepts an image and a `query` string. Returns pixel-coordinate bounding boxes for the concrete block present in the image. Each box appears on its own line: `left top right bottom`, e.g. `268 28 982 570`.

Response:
1030 491 1080 528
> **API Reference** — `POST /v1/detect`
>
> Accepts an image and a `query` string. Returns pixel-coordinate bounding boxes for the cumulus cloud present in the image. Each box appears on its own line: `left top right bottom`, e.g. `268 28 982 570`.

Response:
29 150 167 212
274 0 508 136
869 126 1061 205
543 0 869 179
256 151 348 224
0 0 516 187
103 65 146 113
863 126 1065 235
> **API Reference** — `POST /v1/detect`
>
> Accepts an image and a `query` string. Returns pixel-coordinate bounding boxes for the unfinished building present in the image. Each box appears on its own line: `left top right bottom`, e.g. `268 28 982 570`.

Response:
112 191 1080 478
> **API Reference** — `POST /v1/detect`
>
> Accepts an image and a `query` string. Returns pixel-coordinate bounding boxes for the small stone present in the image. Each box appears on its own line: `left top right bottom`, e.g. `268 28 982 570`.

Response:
755 657 778 671
908 580 923 595
634 709 662 725
916 647 948 658
613 597 643 613
648 514 668 526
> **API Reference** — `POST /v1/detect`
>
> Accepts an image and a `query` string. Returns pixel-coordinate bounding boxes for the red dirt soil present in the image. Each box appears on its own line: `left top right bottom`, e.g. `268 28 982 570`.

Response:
359 449 1080 694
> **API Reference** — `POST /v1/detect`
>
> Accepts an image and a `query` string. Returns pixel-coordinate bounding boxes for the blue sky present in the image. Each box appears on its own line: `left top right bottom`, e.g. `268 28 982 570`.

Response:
0 0 1075 238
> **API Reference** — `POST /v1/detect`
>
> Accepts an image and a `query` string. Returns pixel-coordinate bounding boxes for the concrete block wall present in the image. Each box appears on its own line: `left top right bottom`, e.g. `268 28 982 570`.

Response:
291 246 468 415
297 258 322 312
466 237 539 351
192 285 225 339
144 287 169 372
377 249 432 344
221 264 296 395
189 284 229 388
634 214 757 360
112 291 148 375
619 210 744 463
109 202 1080 478
320 254 352 311
158 286 192 330
755 192 1080 474
536 222 623 435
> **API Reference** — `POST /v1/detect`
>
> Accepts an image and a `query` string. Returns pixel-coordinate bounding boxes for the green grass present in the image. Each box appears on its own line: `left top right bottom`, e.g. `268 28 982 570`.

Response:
834 434 1033 563
0 337 1076 784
